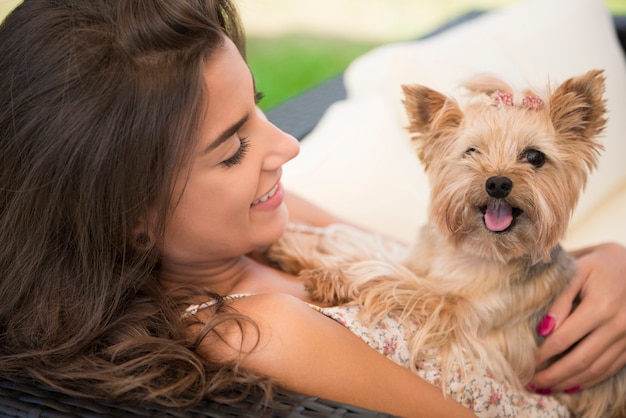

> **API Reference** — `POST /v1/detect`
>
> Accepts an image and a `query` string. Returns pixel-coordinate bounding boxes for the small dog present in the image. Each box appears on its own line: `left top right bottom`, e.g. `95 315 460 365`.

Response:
268 69 624 417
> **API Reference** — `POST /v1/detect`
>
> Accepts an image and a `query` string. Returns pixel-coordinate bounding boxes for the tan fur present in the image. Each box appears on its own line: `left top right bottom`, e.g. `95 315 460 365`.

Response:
267 70 624 417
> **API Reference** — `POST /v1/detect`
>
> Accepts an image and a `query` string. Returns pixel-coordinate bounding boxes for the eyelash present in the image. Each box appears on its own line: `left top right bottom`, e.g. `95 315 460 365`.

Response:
220 91 263 168
221 136 249 168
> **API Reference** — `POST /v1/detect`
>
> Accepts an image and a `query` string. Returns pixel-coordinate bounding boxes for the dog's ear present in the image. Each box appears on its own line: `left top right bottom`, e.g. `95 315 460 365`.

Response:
550 69 607 142
402 84 462 134
402 84 462 168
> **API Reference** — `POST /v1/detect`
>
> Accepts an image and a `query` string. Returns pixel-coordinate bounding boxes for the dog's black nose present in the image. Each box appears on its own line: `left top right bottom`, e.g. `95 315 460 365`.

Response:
486 176 513 198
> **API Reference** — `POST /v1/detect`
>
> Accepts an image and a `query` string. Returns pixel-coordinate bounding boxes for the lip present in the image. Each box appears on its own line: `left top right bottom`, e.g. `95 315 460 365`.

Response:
250 181 284 210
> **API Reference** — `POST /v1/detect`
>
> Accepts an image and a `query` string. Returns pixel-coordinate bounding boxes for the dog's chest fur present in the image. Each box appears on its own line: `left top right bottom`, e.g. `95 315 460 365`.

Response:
405 222 577 383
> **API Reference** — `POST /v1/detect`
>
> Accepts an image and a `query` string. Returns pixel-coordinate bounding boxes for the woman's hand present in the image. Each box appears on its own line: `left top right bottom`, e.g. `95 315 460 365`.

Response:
531 242 626 393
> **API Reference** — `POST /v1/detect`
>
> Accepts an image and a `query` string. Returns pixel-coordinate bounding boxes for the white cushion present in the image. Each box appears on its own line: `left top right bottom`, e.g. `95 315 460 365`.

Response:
282 0 626 248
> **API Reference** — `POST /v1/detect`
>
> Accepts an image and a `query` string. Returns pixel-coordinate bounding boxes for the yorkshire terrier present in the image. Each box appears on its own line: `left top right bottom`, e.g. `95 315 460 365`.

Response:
268 69 625 417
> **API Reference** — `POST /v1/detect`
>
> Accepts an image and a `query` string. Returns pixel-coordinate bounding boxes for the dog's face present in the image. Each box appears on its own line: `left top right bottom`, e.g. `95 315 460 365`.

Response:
402 70 606 263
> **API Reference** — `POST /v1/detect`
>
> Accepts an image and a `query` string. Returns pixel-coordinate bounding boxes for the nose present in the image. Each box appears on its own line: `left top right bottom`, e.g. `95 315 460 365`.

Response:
261 118 300 171
485 176 512 198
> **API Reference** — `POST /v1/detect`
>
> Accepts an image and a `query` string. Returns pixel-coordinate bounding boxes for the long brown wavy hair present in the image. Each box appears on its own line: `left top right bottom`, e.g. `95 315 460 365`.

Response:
0 0 271 407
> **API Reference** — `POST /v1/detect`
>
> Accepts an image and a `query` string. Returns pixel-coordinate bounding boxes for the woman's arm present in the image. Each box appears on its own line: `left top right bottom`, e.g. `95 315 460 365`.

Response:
532 242 626 392
199 293 476 418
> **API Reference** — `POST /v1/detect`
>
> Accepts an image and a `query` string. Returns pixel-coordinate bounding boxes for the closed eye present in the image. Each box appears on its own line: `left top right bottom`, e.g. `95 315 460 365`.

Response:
464 146 479 156
221 137 250 168
218 90 262 168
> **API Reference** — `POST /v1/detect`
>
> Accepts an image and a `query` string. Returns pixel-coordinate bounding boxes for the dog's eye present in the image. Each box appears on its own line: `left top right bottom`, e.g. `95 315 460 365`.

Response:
522 148 546 168
465 147 478 155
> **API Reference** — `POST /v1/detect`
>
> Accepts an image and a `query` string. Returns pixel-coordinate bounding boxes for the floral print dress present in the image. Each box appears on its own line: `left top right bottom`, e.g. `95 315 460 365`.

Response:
312 303 570 418
185 295 570 417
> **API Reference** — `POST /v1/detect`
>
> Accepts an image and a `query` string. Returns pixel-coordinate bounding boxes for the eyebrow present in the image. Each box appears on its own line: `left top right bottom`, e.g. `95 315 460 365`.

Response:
201 67 257 155
203 114 249 155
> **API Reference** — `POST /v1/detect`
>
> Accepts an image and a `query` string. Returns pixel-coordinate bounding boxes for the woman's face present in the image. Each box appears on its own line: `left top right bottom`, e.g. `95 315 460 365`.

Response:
159 38 299 277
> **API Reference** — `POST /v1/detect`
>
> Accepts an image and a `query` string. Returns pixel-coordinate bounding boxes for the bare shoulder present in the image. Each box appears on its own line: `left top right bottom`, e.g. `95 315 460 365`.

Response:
194 293 476 417
194 293 361 391
192 293 329 358
203 293 340 362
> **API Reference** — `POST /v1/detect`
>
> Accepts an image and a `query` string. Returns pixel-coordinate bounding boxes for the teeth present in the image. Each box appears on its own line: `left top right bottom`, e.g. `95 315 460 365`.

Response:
252 185 278 206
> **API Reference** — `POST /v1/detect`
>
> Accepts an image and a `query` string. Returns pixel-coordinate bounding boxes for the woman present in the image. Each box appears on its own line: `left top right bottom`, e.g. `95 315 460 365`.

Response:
0 1 623 417
0 1 472 415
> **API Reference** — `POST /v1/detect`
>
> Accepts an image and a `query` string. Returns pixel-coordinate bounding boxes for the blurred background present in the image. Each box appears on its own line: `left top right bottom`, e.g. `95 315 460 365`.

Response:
1 0 624 111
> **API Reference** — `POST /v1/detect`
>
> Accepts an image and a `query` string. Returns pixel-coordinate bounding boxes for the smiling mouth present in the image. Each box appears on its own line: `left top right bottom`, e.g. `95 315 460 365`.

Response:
251 184 279 206
480 201 523 233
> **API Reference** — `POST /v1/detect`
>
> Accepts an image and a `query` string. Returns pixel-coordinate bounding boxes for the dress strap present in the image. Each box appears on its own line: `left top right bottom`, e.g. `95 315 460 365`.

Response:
182 293 250 318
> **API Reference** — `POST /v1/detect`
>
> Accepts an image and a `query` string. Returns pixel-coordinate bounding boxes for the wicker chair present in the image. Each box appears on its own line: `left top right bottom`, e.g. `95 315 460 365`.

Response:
1 11 624 418
0 379 393 417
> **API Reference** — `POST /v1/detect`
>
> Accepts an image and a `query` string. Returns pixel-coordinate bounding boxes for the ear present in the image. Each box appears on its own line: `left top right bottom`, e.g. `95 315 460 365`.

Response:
402 84 463 168
550 69 607 142
402 84 462 134
132 210 157 250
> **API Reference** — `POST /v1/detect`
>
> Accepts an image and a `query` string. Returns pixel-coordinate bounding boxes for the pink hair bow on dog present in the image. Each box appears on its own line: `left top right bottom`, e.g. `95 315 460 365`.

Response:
491 91 514 108
521 95 544 110
491 90 544 110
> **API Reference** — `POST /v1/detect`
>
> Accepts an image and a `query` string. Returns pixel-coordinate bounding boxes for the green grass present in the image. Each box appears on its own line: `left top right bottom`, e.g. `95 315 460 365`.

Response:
247 36 379 111
607 0 626 15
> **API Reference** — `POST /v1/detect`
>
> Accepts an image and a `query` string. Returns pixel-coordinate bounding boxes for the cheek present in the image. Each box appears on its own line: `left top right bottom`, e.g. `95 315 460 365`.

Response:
159 201 250 266
189 176 251 224
160 175 251 257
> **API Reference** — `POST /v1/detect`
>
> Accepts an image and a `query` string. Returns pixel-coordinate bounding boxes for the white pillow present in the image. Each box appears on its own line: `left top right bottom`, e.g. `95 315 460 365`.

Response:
282 0 626 248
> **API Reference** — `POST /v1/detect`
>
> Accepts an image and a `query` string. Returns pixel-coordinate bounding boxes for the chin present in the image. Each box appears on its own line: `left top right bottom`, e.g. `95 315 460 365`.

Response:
256 205 290 247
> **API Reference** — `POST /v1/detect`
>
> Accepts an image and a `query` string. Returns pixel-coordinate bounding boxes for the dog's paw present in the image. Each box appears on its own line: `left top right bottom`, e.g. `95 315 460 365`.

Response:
301 268 355 305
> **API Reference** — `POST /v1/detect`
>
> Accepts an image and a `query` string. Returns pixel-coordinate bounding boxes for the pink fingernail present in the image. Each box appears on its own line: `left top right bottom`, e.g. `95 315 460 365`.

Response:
564 385 581 394
536 387 553 395
538 314 556 336
525 382 537 391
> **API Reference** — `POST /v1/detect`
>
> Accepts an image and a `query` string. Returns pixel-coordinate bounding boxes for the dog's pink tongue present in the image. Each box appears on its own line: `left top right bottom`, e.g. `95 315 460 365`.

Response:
484 203 513 232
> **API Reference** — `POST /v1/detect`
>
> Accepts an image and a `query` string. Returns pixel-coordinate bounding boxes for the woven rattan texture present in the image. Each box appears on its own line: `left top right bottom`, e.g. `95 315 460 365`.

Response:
0 380 393 418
